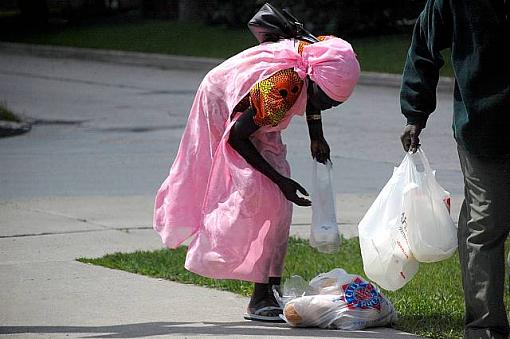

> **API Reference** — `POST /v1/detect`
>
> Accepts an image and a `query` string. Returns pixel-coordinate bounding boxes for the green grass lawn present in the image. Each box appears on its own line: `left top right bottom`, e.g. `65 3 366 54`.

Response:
79 236 510 339
1 19 454 76
0 102 20 122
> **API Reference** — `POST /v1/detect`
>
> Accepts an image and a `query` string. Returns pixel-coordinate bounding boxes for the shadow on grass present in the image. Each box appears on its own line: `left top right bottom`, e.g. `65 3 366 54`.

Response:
0 322 417 338
396 313 464 338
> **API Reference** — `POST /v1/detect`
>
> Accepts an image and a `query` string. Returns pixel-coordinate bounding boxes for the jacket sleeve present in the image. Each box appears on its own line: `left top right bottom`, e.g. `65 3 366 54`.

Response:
400 0 452 127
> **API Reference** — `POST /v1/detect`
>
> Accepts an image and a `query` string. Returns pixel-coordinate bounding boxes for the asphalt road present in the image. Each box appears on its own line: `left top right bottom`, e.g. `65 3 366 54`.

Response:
0 53 463 200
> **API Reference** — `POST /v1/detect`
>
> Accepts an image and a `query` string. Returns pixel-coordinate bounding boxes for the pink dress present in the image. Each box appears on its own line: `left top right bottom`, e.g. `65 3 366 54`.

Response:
154 37 355 283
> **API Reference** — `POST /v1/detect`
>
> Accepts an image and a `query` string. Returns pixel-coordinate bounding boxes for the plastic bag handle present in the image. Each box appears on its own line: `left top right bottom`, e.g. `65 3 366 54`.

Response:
404 148 434 177
415 148 434 176
312 159 333 181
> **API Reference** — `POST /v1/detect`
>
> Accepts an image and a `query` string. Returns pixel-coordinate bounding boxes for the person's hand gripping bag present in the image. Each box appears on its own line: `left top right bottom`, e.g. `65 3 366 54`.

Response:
402 149 457 262
358 155 419 291
309 160 341 254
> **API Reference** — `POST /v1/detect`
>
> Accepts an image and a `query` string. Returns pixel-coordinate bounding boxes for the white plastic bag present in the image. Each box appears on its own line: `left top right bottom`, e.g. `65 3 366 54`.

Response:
310 160 341 253
275 268 397 330
403 149 457 262
358 155 419 291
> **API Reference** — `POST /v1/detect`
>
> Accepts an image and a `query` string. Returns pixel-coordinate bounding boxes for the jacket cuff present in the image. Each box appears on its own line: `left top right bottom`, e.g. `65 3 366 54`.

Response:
405 115 428 128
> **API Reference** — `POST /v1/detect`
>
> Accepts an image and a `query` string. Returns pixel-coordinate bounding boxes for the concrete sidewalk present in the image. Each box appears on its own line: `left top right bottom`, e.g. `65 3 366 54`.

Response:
0 194 463 338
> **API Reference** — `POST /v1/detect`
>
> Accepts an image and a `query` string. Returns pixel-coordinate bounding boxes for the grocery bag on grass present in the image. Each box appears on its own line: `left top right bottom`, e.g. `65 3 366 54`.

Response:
358 154 419 291
310 160 341 253
403 149 457 262
275 268 397 330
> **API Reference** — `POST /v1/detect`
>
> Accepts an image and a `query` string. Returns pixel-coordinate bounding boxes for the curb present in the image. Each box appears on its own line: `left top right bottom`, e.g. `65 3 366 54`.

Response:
0 41 224 71
0 120 32 138
0 41 454 92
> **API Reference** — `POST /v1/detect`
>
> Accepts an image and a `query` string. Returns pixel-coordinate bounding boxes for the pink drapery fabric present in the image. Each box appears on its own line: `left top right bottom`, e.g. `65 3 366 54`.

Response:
154 37 359 283
301 36 360 102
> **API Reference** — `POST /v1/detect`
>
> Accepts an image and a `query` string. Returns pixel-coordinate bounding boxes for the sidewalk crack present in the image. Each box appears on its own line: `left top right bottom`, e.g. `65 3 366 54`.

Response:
0 226 152 239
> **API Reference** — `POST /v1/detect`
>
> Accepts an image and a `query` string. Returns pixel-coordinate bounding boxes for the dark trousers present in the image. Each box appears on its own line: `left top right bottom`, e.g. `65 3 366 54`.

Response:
457 146 510 339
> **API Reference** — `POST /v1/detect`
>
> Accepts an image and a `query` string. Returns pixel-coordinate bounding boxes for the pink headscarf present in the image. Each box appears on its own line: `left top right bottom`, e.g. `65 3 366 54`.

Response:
206 36 360 118
298 36 360 102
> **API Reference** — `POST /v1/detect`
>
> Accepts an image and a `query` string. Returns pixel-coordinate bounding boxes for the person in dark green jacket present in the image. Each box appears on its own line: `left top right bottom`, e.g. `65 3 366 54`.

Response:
400 0 510 338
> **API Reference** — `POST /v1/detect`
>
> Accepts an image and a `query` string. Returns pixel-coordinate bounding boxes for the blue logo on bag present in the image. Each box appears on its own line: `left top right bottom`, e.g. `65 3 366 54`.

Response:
342 277 381 310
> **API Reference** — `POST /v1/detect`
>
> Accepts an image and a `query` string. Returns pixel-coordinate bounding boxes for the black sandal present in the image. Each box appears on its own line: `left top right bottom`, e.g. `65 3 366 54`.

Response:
244 305 284 322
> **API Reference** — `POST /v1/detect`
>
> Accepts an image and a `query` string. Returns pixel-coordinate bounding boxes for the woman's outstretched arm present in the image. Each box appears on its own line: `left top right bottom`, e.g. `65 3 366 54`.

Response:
228 108 311 206
306 101 331 164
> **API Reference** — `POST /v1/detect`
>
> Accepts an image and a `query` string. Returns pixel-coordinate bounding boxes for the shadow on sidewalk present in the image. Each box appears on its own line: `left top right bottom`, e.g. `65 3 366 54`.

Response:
0 321 414 338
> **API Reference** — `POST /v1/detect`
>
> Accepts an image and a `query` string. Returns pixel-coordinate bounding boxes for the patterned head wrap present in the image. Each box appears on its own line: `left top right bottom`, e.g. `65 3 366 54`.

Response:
295 36 360 102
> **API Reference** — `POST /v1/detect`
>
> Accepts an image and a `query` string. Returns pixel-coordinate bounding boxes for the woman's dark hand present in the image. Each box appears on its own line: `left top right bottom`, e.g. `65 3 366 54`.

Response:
310 137 331 164
277 177 311 206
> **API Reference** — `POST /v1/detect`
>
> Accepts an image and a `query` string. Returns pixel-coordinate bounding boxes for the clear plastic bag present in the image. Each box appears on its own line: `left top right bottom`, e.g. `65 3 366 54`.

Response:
278 275 308 305
403 149 457 263
358 155 419 291
310 160 341 253
275 268 397 330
